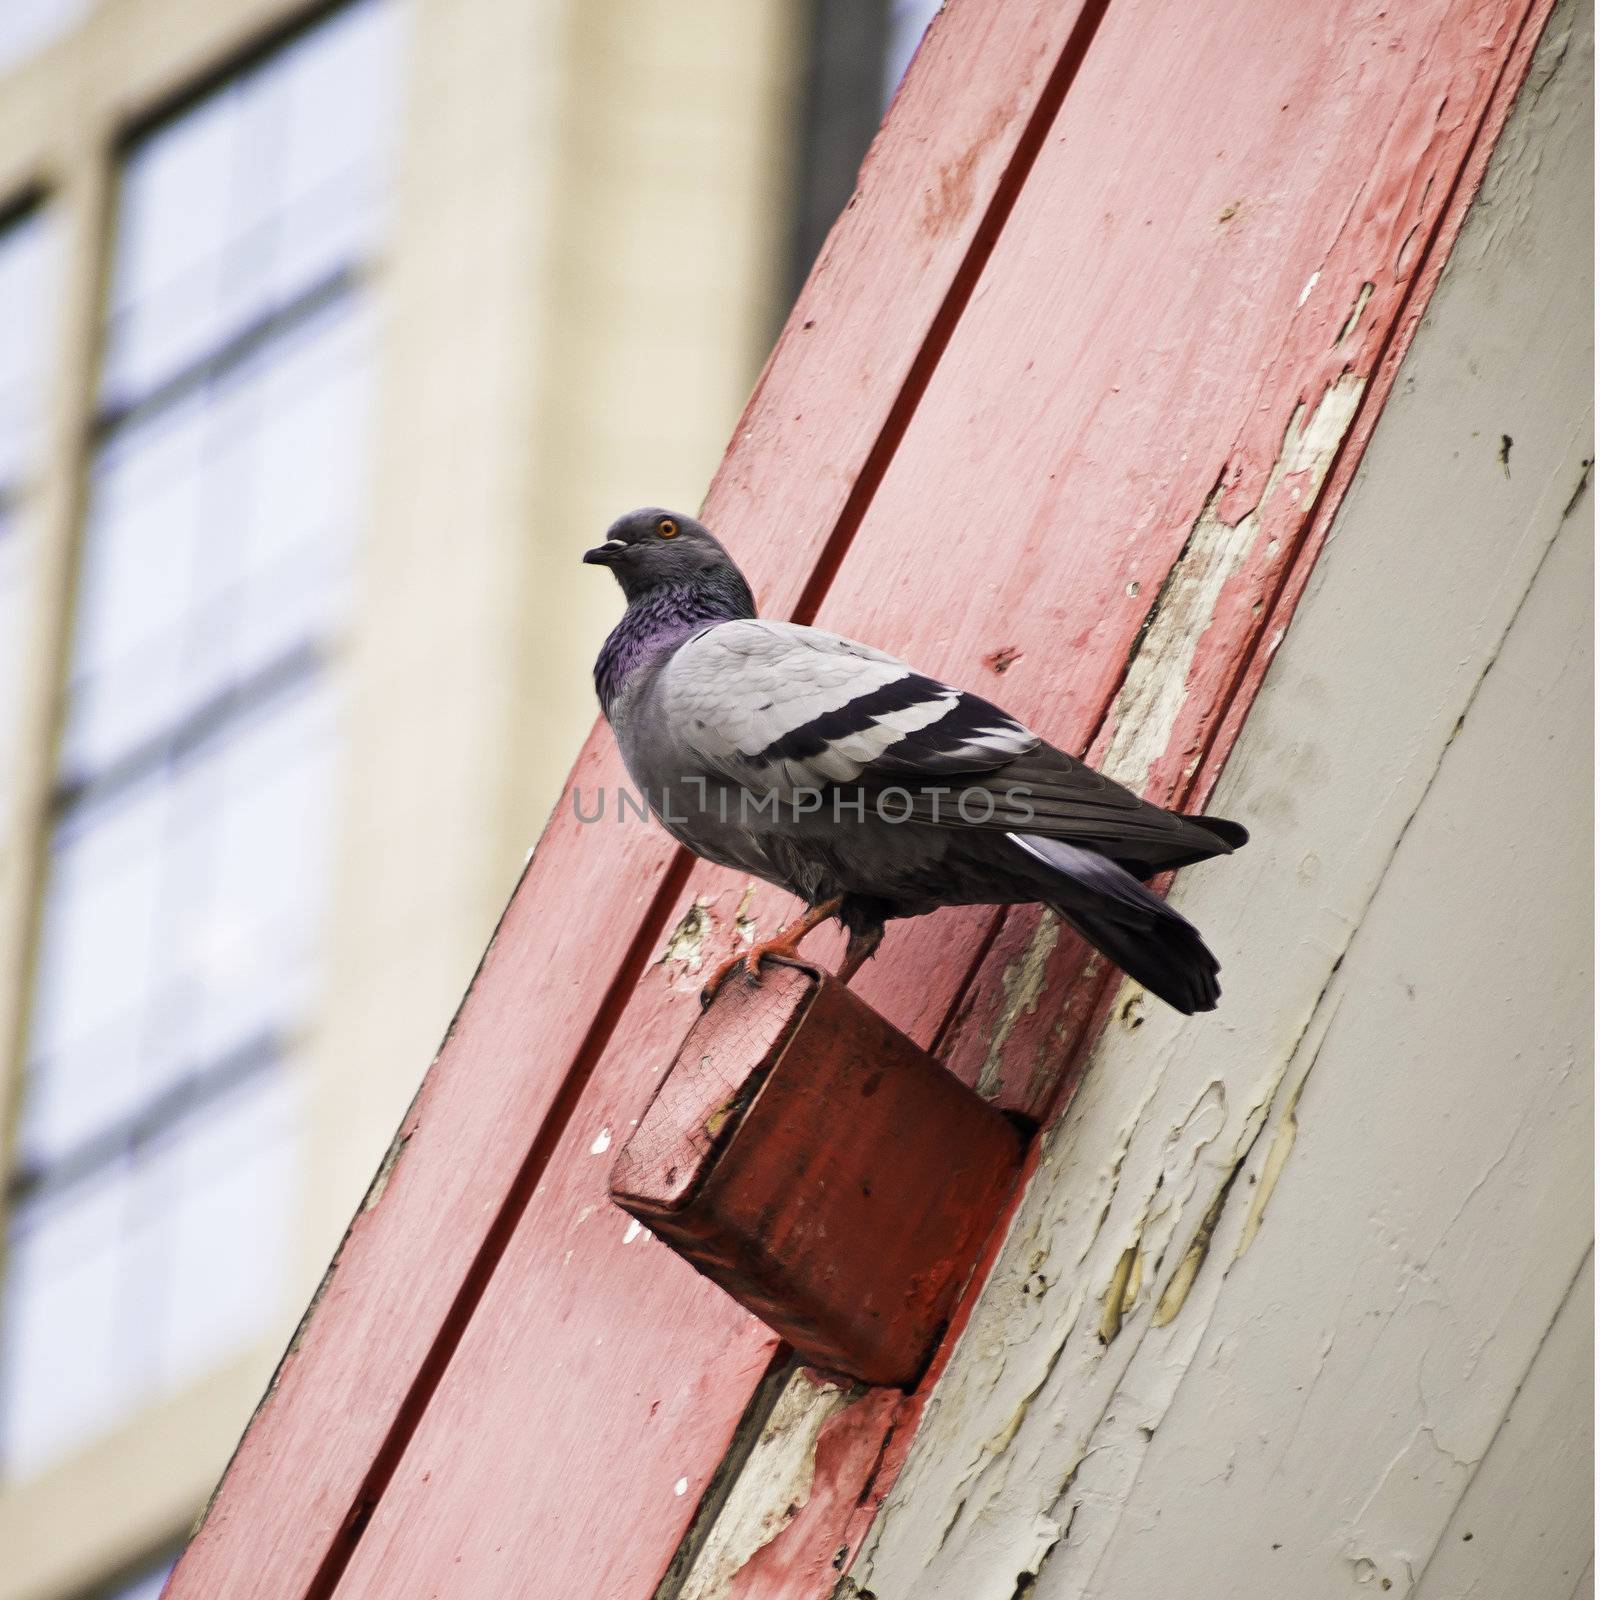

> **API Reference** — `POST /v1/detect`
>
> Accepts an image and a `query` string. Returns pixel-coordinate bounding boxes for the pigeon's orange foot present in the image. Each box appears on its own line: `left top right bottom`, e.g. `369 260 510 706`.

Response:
700 897 843 1007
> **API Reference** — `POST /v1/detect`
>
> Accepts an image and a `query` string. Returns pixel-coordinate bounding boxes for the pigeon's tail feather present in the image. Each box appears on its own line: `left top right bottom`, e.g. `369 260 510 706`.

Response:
1191 815 1249 851
1008 832 1222 1014
1050 899 1221 1014
1118 812 1249 876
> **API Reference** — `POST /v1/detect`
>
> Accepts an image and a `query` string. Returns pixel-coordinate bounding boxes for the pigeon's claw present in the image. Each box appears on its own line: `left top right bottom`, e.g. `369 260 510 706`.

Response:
699 897 843 1008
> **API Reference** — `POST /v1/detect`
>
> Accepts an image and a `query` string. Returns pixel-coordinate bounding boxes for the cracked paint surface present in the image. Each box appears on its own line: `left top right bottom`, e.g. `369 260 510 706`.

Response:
666 1375 856 1600
975 913 1061 1099
1100 373 1364 797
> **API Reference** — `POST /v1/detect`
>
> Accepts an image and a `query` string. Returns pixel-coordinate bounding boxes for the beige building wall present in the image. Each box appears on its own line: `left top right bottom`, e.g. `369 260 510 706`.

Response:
0 3 802 1597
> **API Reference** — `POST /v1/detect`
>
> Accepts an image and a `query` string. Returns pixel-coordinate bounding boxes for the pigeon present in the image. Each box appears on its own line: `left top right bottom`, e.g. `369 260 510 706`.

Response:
585 507 1247 1013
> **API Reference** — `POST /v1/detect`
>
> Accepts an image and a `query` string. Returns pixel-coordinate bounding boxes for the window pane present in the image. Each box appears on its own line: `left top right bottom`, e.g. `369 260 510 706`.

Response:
23 769 169 1164
0 205 56 484
151 1067 300 1389
0 1158 137 1476
0 504 37 844
21 676 340 1169
3 1064 302 1476
63 300 372 784
103 89 240 403
101 0 400 407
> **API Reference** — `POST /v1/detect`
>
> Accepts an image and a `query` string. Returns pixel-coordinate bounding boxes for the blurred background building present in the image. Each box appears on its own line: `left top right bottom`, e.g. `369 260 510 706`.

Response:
0 2 938 1595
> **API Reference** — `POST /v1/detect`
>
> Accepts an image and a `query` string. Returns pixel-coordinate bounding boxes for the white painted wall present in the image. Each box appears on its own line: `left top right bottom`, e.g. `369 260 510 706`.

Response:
844 7 1593 1598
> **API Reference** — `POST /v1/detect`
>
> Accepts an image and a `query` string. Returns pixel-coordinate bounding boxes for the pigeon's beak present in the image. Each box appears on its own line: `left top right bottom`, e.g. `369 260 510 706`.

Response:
583 539 627 566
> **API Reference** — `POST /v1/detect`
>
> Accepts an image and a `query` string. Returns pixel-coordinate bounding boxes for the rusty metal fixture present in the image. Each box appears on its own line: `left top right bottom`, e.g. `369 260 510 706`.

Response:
611 962 1026 1387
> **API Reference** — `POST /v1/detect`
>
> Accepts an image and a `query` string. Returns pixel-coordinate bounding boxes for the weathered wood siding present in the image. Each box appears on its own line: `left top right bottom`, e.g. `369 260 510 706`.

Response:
840 9 1593 1594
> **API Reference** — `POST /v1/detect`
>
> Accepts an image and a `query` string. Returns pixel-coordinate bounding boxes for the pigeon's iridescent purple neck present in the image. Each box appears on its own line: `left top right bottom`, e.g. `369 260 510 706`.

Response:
595 574 755 716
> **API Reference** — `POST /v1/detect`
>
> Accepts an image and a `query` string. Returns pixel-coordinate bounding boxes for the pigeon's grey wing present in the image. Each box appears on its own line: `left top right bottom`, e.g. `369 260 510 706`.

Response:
658 619 1038 795
936 748 1247 869
660 619 1244 870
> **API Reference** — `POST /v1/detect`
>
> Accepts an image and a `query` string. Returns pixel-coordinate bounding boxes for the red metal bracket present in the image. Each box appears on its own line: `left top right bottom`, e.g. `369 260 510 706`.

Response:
610 964 1025 1387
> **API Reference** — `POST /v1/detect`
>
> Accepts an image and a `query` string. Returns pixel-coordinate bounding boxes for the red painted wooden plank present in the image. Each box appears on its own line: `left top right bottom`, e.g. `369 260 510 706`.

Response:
324 3 1548 1598
164 5 1108 1598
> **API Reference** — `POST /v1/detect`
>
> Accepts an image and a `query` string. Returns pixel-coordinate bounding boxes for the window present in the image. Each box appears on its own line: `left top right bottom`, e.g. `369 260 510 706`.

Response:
0 203 58 840
0 0 402 1479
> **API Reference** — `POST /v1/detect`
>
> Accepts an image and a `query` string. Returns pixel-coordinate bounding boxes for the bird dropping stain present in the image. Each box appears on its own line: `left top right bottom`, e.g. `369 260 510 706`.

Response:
660 896 716 972
734 884 760 947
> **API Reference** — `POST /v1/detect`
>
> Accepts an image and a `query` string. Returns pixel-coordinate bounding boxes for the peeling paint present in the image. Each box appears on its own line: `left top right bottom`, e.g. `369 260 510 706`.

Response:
1101 374 1367 794
1234 1078 1303 1258
669 1372 854 1599
975 913 1060 1097
1335 281 1376 345
1097 1246 1140 1344
1151 1158 1239 1327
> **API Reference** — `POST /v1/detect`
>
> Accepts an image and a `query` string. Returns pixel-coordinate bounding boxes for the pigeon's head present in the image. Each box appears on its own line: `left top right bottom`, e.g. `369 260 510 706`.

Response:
583 507 754 612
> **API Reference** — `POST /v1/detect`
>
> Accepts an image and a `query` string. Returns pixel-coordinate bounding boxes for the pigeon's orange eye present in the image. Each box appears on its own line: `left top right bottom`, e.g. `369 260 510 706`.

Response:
658 517 678 538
